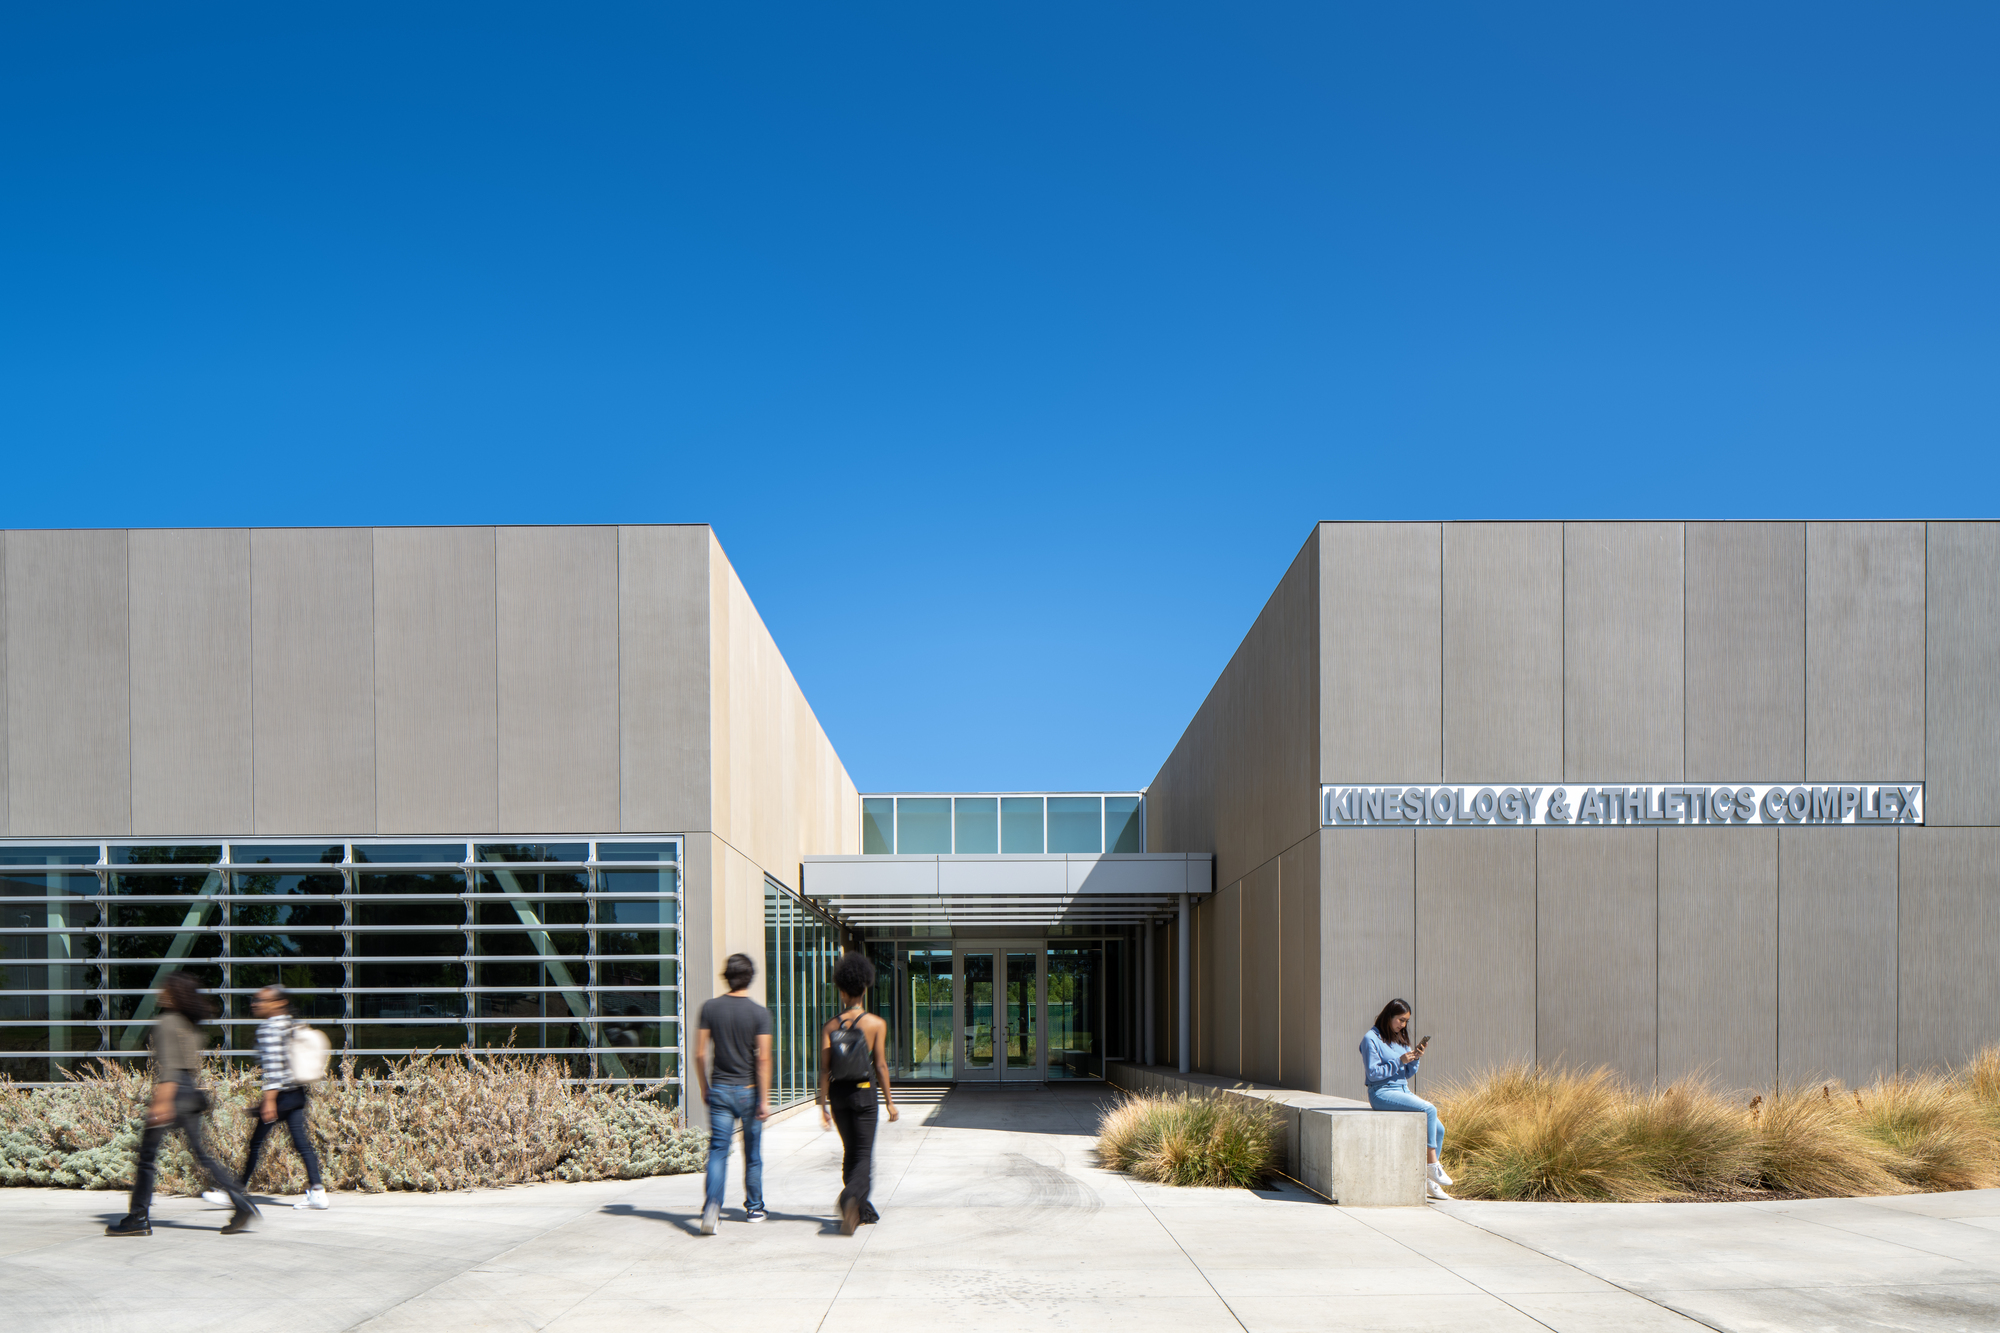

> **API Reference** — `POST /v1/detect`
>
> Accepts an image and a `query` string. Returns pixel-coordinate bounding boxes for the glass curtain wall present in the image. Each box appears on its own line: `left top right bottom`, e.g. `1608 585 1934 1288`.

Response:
0 840 682 1087
865 941 953 1080
762 876 842 1108
859 794 1145 855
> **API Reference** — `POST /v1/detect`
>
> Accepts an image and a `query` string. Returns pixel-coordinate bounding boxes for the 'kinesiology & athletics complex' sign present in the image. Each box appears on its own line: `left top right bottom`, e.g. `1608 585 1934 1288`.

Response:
1321 783 1923 828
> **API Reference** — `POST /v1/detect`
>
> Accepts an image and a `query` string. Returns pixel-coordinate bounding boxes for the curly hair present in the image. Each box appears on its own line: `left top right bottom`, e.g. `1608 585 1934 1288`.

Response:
832 950 876 998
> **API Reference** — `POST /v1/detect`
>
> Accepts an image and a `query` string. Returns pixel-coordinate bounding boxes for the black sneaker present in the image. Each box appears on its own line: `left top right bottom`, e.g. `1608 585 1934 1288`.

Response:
858 1203 879 1225
744 1207 767 1223
220 1208 258 1235
104 1214 151 1237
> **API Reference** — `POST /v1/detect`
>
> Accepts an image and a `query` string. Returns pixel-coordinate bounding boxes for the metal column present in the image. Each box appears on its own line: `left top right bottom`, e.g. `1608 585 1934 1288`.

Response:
1177 891 1191 1073
1143 917 1155 1066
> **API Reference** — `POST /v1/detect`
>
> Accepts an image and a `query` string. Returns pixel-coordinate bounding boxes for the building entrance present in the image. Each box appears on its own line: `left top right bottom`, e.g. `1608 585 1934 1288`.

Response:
954 944 1043 1081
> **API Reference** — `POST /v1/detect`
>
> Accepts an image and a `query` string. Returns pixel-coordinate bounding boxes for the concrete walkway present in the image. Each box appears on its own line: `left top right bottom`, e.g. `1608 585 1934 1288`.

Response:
1 1082 1997 1331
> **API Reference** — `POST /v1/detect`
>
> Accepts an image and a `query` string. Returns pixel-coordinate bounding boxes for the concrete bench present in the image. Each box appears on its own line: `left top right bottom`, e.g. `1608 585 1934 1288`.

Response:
1104 1062 1427 1206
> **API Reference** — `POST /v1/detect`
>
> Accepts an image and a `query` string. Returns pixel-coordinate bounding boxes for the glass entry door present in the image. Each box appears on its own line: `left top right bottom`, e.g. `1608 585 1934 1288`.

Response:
954 945 1043 1082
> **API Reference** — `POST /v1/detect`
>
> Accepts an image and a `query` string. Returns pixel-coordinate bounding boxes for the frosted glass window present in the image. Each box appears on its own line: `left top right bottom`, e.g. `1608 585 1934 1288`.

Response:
862 799 895 855
896 798 951 854
1106 797 1143 852
1047 797 1102 853
953 798 998 854
1001 797 1044 853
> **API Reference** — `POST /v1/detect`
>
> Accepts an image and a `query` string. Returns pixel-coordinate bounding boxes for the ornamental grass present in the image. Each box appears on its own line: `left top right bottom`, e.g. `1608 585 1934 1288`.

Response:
1096 1090 1283 1188
1433 1049 2000 1202
0 1050 705 1195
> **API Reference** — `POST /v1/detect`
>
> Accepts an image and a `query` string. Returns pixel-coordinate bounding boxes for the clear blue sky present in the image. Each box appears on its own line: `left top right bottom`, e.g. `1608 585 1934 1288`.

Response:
3 5 1996 792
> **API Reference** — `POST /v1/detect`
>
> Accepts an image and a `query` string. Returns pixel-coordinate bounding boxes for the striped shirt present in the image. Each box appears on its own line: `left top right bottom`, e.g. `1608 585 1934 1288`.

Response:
257 1014 295 1091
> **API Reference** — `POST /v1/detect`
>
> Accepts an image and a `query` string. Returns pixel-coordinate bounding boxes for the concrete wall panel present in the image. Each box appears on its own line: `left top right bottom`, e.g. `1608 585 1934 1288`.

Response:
496 527 620 832
1279 835 1318 1089
1415 828 1536 1090
250 529 376 834
1897 828 2000 1073
373 527 499 833
1321 523 1441 783
1537 829 1657 1084
1924 523 2000 825
1685 523 1804 781
618 526 710 832
1565 523 1683 781
1442 523 1562 780
1658 828 1777 1091
4 530 131 834
1211 880 1243 1078
1778 827 1897 1086
1242 859 1281 1084
128 530 253 835
1320 830 1414 1099
1806 522 1924 781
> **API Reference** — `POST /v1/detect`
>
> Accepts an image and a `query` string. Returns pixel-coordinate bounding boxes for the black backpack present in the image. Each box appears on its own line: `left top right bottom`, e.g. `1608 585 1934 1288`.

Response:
827 1014 873 1081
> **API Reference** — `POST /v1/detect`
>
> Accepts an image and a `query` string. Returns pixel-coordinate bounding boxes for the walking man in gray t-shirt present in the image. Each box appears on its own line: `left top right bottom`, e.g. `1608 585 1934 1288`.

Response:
695 952 772 1234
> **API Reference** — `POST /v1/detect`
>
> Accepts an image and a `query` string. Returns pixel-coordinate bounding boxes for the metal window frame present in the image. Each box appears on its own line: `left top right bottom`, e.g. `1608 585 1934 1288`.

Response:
858 792 1147 856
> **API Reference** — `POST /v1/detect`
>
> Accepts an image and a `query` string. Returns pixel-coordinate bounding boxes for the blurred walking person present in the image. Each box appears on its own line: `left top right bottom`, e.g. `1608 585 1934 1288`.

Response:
206 985 328 1211
106 971 259 1236
818 951 897 1235
695 953 773 1234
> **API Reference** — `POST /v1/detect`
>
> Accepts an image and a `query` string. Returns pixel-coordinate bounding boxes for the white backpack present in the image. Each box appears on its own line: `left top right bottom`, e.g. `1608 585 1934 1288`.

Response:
287 1023 333 1083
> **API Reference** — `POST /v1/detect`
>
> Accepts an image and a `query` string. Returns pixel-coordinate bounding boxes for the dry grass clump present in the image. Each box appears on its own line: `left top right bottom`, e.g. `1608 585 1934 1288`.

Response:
1436 1050 2000 1202
1097 1091 1282 1188
0 1050 704 1195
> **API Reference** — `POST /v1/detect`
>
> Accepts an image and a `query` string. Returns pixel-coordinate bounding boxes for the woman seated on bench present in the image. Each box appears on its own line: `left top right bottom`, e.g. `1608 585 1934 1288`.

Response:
1361 999 1452 1200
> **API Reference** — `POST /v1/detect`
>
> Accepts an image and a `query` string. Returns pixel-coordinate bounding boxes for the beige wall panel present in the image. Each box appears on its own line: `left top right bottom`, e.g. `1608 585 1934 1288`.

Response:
1806 522 1924 781
1320 830 1415 1099
1565 523 1683 781
1279 836 1318 1089
1240 857 1282 1086
496 527 620 832
1442 523 1562 780
1211 881 1243 1077
128 530 253 835
373 528 499 833
4 530 131 834
1778 827 1897 1085
1415 828 1536 1090
1658 829 1777 1092
250 529 376 834
618 526 711 832
1925 524 2000 824
1537 829 1657 1084
1148 534 1318 887
1897 829 2000 1072
1321 523 1441 783
1685 523 1804 781
1194 895 1215 1071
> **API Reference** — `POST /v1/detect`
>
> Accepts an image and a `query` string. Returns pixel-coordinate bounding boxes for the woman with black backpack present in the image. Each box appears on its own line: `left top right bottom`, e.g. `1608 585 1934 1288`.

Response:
105 971 258 1236
817 951 898 1235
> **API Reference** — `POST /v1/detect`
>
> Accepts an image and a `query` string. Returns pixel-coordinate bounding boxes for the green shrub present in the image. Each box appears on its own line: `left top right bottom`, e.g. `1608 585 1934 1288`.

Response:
1096 1091 1282 1188
0 1050 705 1194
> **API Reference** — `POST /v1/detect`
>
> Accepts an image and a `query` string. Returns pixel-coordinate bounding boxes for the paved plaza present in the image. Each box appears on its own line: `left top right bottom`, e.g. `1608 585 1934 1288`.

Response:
3 1083 1999 1331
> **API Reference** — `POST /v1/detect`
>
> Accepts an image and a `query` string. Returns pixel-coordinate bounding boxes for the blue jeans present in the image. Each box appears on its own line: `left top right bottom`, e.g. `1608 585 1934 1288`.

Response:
704 1084 764 1213
1369 1082 1444 1154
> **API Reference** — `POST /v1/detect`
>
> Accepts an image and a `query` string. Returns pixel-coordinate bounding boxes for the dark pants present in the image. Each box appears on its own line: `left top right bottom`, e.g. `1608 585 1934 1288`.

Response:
242 1086 322 1188
828 1080 878 1214
128 1084 253 1218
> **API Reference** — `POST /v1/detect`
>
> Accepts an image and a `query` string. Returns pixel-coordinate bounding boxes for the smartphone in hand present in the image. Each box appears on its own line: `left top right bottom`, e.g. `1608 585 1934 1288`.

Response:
1417 1035 1433 1052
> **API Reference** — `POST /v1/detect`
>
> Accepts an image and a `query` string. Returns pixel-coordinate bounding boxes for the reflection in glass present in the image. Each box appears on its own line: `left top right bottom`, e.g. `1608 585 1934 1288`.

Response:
953 798 998 854
350 844 466 864
1047 797 1103 853
895 798 951 853
1006 952 1038 1069
597 870 679 901
596 842 679 862
1001 797 1045 853
1 872 98 897
230 871 342 897
862 798 894 855
962 952 994 1069
1046 945 1103 1078
1106 797 1144 853
110 846 221 865
228 845 343 865
0 846 100 866
476 843 589 863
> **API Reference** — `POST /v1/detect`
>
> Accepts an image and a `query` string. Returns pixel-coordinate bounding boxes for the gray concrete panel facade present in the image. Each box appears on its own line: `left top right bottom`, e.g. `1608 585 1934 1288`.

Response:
1278 834 1318 1091
1442 522 1562 781
1564 523 1684 781
1685 522 1805 781
1415 828 1536 1091
1241 857 1281 1085
1320 522 1441 784
1806 521 1925 782
4 530 131 834
1318 830 1415 1100
128 529 254 835
1657 828 1778 1091
617 526 711 832
1778 826 1898 1086
250 527 377 833
1536 828 1658 1084
1897 827 2000 1073
1924 523 2000 825
496 526 620 832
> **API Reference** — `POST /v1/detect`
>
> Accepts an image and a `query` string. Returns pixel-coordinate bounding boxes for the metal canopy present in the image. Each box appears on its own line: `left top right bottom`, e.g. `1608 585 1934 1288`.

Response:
800 852 1213 929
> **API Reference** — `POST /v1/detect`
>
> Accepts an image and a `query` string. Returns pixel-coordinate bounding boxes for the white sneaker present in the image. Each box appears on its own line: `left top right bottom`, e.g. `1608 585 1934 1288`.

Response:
201 1189 231 1207
1426 1177 1453 1201
1428 1161 1454 1188
700 1202 719 1236
293 1186 330 1211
